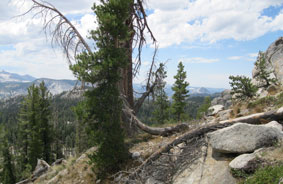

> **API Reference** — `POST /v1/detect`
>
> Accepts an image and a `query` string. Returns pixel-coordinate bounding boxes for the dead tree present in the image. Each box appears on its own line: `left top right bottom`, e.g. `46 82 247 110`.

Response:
23 0 187 136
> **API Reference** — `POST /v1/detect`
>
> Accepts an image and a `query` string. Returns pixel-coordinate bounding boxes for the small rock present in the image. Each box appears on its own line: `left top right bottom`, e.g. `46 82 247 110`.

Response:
51 158 65 166
32 159 50 179
237 109 250 117
258 89 269 98
145 177 162 184
229 153 258 171
277 106 283 114
132 152 141 159
208 105 224 116
217 109 232 121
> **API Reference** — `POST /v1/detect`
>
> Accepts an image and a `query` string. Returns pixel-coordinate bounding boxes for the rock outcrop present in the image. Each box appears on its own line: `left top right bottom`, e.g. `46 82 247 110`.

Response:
252 37 283 87
211 89 232 109
173 146 237 184
207 121 283 153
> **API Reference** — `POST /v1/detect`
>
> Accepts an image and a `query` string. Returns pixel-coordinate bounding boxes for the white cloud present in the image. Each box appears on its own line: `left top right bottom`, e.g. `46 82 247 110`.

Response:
45 0 99 15
0 1 98 80
147 0 283 47
146 0 189 11
227 56 242 60
0 38 75 79
181 57 219 64
72 14 97 39
227 53 260 62
248 53 259 58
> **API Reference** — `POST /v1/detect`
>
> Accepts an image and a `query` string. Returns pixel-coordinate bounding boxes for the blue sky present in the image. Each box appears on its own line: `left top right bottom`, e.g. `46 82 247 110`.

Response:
0 0 283 88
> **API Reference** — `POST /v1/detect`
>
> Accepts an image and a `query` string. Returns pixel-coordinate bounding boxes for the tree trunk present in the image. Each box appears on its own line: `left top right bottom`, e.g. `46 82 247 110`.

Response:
122 104 190 136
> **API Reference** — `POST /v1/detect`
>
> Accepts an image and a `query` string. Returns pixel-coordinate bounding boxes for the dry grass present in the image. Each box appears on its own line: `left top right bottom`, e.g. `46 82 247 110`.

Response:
34 149 96 184
229 90 283 119
260 142 283 162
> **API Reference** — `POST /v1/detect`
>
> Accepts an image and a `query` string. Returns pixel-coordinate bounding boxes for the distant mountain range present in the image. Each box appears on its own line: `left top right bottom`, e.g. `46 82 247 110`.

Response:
0 70 36 83
0 71 78 99
134 84 225 97
0 71 225 99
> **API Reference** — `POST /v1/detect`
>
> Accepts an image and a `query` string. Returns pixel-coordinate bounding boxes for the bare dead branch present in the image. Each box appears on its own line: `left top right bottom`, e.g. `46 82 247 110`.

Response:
21 0 92 65
132 0 157 78
122 97 190 136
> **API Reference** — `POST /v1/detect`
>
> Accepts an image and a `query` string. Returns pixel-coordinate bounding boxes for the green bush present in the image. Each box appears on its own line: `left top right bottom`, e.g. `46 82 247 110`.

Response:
240 164 283 184
275 92 283 108
229 75 258 101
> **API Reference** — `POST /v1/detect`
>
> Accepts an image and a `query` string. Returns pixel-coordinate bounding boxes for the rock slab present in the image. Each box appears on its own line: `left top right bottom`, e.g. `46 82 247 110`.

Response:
207 122 283 153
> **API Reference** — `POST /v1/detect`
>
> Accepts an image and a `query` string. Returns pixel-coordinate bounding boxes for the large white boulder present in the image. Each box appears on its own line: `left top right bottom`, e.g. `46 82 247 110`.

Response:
207 122 283 153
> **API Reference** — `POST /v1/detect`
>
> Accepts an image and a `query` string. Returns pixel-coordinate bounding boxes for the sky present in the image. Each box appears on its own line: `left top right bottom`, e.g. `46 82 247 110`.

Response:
0 0 283 88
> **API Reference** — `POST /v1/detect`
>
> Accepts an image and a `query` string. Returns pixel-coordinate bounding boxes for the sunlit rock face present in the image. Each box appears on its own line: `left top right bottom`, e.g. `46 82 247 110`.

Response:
252 37 283 87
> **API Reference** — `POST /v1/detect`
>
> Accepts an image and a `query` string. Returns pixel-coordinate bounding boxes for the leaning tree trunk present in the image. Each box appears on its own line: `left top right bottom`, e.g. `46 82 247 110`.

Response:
25 0 188 137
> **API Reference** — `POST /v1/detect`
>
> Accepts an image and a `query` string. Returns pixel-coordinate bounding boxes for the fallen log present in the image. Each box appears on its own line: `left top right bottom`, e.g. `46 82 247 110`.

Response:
220 106 283 124
125 106 283 181
122 105 189 136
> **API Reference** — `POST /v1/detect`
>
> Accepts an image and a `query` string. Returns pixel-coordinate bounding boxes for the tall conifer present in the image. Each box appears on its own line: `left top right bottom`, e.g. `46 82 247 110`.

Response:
18 82 52 175
172 62 190 121
152 63 170 124
70 0 131 178
1 138 16 184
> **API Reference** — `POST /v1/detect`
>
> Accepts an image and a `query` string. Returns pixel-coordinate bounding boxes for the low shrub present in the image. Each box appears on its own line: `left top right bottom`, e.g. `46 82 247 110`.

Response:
240 164 283 184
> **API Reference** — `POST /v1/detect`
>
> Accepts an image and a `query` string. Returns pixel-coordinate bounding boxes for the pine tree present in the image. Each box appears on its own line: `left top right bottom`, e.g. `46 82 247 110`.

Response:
1 138 16 184
255 51 278 88
73 103 89 154
152 63 170 124
70 0 131 178
196 96 211 119
38 82 52 163
0 127 16 184
172 62 190 121
18 82 52 175
26 84 42 170
229 75 258 100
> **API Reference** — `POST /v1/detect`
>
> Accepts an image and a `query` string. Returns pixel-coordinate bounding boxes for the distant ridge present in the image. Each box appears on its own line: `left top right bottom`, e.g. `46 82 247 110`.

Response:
0 71 226 99
0 71 79 99
0 70 36 83
133 83 225 97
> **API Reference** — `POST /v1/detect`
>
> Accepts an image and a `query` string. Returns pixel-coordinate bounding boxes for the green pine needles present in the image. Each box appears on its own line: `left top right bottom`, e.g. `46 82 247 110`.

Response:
172 62 190 121
152 63 170 124
0 127 16 184
17 82 52 178
229 75 258 100
70 0 132 178
255 51 278 88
